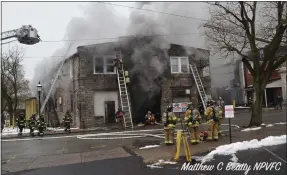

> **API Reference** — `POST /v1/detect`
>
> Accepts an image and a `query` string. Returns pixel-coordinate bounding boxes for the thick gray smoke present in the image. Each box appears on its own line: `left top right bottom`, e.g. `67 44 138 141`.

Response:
122 2 210 97
30 3 128 95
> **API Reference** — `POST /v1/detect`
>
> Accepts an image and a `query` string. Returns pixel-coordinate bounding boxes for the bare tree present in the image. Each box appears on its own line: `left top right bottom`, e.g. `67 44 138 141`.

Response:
1 46 31 125
203 2 287 126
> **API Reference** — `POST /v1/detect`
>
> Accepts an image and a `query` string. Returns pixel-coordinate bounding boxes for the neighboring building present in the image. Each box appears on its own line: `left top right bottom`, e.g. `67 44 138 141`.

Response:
53 37 211 128
237 56 287 107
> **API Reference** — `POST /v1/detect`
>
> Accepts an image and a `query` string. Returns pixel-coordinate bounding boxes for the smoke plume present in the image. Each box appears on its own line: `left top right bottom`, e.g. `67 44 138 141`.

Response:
30 3 128 95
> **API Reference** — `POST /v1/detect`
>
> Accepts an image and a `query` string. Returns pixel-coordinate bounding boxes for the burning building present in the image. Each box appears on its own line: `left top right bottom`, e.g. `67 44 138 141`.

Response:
52 36 211 128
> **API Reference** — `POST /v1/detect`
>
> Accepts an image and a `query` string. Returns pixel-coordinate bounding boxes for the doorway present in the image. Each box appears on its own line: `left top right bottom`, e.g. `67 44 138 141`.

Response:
104 101 115 123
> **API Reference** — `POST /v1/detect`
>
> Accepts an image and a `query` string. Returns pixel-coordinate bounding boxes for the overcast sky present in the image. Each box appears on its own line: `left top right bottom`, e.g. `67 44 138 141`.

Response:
2 2 133 80
2 1 234 88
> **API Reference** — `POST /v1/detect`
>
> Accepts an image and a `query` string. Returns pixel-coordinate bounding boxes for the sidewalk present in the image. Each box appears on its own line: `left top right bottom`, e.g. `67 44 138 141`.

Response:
134 123 286 164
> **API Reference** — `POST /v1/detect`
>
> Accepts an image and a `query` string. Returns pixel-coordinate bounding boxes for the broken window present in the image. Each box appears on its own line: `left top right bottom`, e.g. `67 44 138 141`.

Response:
170 57 189 73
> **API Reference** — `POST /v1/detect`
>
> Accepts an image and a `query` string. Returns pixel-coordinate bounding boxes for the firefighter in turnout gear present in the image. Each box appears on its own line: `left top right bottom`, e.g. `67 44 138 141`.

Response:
184 104 201 144
63 111 73 133
16 113 26 136
37 115 46 136
164 105 177 146
204 100 219 141
115 108 125 130
28 114 37 137
215 103 224 136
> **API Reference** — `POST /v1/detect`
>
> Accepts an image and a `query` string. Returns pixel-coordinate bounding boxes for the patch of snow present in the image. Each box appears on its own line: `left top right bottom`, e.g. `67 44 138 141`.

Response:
274 122 286 125
139 145 160 149
1 127 33 136
147 159 177 169
147 165 163 169
222 124 240 129
241 127 262 132
261 123 266 126
230 154 238 162
235 106 250 109
153 159 177 165
266 124 274 127
46 127 78 131
192 156 204 161
201 135 286 163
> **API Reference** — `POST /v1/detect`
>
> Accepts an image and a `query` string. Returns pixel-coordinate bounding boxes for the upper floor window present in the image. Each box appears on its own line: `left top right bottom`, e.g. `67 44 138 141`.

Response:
93 56 115 74
170 57 189 73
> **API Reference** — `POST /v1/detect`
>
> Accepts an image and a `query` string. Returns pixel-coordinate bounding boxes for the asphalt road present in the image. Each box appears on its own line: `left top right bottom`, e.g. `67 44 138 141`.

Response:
1 109 286 175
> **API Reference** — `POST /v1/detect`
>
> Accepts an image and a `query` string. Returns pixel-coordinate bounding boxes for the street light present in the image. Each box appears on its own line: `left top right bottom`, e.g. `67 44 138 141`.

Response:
37 81 42 116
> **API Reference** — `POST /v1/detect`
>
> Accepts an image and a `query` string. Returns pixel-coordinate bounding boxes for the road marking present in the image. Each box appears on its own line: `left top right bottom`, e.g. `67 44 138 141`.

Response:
263 147 287 163
90 145 106 149
6 155 16 163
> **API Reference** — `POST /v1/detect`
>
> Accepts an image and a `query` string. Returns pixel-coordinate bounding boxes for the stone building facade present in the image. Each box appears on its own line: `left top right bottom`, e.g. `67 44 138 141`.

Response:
54 39 211 128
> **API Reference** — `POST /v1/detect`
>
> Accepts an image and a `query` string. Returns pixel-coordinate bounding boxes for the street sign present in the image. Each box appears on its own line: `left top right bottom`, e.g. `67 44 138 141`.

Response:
225 105 234 118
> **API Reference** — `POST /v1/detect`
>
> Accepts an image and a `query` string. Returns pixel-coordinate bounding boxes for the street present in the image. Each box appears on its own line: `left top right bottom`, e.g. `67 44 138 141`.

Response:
1 109 286 175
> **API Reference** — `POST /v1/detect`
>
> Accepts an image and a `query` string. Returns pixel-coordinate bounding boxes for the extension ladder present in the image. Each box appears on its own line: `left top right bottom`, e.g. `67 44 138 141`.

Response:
189 63 208 110
115 51 133 129
40 43 72 114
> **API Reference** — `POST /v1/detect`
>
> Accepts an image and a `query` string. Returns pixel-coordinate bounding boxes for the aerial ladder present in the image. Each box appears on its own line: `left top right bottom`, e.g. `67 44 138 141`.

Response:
40 43 73 114
115 51 133 129
189 63 208 111
1 25 41 45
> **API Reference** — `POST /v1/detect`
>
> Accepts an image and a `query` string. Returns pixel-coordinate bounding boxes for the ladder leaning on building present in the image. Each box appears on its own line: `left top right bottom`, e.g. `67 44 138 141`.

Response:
115 51 134 129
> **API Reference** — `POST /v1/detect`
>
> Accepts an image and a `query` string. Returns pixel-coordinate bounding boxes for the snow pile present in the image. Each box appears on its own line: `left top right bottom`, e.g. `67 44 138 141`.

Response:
46 127 79 131
201 135 286 163
261 123 266 127
241 127 262 132
139 145 161 149
147 159 177 169
146 164 163 169
230 154 238 162
235 106 250 109
274 122 286 125
266 124 274 127
1 127 32 136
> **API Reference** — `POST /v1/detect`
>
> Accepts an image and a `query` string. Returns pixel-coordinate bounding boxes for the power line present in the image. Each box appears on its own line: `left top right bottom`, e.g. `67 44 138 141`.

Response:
99 2 208 22
39 32 201 43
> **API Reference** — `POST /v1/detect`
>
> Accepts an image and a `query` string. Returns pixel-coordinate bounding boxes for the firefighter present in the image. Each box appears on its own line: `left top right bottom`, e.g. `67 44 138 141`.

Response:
28 114 37 137
115 107 125 130
63 111 73 133
216 103 224 136
164 105 177 146
204 100 219 141
16 112 26 136
37 115 46 136
185 104 201 144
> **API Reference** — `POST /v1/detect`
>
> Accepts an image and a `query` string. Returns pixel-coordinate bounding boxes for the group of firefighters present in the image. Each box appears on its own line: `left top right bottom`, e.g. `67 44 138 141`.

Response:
15 111 73 137
163 99 224 146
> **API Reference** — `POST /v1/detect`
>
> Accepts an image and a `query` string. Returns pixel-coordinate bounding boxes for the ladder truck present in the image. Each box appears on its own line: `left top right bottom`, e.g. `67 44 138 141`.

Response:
1 25 41 45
